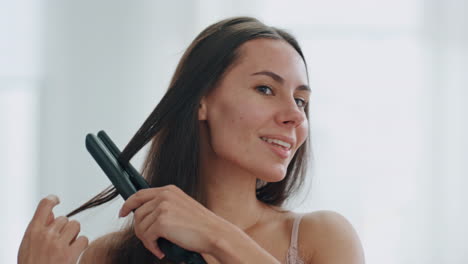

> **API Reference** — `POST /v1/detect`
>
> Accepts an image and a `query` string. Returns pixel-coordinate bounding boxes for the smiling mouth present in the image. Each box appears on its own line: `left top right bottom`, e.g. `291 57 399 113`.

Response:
259 137 292 150
260 137 291 159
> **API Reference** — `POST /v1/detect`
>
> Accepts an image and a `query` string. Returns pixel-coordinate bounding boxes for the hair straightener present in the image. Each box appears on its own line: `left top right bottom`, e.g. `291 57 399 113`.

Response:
85 130 207 264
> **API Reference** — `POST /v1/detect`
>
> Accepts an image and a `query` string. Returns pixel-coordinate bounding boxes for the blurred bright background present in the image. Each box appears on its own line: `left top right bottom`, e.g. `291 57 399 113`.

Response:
1 0 467 263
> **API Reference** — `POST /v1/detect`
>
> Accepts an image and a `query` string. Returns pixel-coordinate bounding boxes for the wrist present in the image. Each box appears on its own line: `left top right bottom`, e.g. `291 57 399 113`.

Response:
208 222 280 264
209 224 246 263
207 218 238 253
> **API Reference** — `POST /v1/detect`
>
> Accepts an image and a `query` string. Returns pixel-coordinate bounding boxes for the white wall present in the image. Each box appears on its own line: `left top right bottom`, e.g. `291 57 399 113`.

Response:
424 0 468 262
0 0 42 263
39 0 199 243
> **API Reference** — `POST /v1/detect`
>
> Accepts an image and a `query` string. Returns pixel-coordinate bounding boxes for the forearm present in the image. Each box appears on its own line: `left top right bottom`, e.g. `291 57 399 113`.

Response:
208 224 280 264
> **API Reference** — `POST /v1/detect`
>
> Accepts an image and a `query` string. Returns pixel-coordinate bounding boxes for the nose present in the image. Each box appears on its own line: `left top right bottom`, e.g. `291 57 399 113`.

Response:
274 100 306 128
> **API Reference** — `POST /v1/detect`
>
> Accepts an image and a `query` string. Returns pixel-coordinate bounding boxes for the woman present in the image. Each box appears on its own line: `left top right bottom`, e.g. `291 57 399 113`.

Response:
18 17 365 264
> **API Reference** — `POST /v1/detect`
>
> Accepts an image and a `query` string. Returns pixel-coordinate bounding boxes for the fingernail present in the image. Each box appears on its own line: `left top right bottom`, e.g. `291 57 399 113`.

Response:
45 194 59 203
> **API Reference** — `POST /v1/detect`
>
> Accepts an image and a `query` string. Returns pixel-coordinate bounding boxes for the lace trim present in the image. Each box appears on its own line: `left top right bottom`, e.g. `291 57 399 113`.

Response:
285 214 305 264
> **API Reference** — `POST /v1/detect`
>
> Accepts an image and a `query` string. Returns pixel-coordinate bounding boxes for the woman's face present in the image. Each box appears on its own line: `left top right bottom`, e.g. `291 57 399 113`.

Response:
199 38 310 182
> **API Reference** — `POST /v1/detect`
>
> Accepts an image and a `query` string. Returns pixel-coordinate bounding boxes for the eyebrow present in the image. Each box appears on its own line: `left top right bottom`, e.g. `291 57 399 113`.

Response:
251 71 310 92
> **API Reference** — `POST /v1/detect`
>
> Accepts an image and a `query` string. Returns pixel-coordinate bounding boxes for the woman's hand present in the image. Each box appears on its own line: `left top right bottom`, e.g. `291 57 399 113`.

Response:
119 185 231 260
18 195 89 264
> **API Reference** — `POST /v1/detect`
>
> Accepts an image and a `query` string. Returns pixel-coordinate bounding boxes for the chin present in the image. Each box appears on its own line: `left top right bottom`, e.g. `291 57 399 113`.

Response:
256 165 287 183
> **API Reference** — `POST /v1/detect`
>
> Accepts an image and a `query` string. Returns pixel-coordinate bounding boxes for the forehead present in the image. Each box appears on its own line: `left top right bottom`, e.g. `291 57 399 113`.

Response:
233 38 308 83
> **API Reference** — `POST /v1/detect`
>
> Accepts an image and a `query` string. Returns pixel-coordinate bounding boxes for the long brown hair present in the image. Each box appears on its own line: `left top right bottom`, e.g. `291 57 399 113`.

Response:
68 16 311 263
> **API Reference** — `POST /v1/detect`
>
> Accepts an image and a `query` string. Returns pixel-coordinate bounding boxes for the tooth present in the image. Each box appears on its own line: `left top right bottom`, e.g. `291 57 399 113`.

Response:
261 137 291 149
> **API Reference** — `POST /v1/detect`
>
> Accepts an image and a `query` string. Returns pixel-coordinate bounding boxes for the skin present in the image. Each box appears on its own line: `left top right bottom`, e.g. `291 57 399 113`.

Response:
18 38 365 263
18 38 310 263
17 195 89 264
197 38 309 233
118 38 311 261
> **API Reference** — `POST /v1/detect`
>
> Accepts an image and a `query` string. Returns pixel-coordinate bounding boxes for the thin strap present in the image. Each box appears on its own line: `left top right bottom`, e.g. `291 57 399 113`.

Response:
289 213 305 250
286 214 306 263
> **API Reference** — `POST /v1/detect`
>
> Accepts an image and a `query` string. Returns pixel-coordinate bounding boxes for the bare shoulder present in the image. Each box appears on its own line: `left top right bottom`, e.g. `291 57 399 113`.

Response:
79 231 121 264
298 210 365 264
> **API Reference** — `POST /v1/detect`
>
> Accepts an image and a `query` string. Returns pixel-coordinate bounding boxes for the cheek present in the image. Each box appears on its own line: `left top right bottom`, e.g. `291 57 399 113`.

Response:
208 99 267 159
211 96 264 136
209 102 247 150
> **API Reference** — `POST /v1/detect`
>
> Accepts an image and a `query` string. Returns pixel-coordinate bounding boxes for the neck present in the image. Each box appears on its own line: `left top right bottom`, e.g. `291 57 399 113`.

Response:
199 157 268 231
197 122 277 231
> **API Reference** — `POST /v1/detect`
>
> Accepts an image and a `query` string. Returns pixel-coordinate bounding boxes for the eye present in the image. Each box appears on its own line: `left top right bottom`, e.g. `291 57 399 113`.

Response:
255 85 273 95
295 98 308 108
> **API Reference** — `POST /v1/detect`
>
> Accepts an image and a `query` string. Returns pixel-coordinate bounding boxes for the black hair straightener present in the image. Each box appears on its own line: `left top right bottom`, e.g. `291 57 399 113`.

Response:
85 130 207 264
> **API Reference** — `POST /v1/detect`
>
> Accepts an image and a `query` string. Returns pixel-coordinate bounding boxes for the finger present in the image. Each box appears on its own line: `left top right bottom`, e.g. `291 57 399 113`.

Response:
46 211 55 226
133 199 160 224
59 220 80 244
71 235 89 251
143 240 165 260
31 195 60 226
136 211 165 260
49 216 69 233
147 225 168 259
70 236 89 261
138 209 161 235
120 188 162 217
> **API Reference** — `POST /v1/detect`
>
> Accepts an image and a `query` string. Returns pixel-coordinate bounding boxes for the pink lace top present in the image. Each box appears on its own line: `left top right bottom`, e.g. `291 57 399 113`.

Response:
285 214 305 264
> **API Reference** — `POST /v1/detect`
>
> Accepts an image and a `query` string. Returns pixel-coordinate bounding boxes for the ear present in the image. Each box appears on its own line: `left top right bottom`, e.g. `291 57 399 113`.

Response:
198 97 208 121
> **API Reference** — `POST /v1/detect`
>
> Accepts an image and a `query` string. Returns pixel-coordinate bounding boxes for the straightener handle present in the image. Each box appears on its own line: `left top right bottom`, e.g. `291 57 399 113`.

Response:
85 131 207 264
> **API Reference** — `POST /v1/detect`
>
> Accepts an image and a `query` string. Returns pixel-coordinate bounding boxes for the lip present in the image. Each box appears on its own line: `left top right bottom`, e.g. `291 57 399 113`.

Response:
259 136 294 159
260 139 291 159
